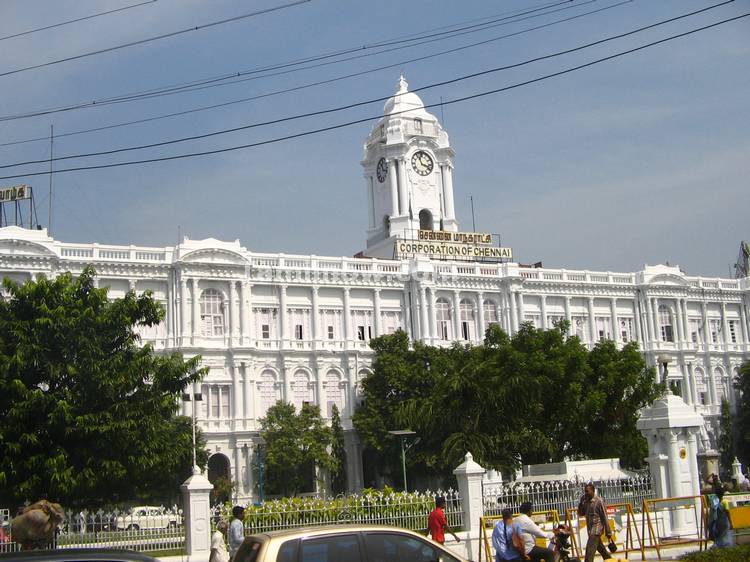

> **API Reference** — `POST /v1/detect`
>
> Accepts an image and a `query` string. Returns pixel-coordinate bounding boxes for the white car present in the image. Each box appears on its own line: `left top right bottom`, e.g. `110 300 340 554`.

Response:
114 506 179 531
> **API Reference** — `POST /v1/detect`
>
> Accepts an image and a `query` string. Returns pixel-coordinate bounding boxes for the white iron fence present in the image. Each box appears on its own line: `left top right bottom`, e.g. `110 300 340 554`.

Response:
2 506 184 554
483 475 654 517
211 489 464 535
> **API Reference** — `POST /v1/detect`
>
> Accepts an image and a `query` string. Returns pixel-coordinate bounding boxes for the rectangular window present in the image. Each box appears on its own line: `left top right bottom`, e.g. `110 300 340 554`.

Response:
572 316 588 341
595 317 611 341
211 387 220 418
295 324 303 340
439 322 449 341
357 326 365 341
709 319 720 344
620 318 633 343
728 320 738 343
327 325 334 340
700 392 706 405
461 321 470 340
414 118 423 133
689 318 702 343
262 324 270 339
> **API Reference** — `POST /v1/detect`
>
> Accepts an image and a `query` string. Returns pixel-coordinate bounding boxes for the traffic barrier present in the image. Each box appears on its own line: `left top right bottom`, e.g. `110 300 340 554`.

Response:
642 495 708 560
565 502 645 560
478 510 560 562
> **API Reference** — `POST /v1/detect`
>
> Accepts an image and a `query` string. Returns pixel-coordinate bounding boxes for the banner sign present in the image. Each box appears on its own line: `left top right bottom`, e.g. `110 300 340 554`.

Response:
0 185 30 202
398 229 512 261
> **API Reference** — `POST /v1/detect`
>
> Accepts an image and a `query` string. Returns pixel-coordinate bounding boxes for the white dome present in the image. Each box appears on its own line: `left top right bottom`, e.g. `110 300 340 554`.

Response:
383 75 432 118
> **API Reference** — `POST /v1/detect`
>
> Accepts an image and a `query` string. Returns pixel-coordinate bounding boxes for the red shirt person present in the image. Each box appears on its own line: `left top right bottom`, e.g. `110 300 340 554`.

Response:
427 497 460 545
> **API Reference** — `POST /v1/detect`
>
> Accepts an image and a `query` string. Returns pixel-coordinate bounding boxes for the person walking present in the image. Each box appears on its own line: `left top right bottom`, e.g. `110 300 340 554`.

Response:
228 506 245 561
210 520 230 562
514 502 555 562
492 508 524 562
577 484 613 562
427 496 460 545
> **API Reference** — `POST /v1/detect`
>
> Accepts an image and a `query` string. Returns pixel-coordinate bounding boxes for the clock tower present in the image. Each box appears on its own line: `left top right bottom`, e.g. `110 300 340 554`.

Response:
361 76 458 258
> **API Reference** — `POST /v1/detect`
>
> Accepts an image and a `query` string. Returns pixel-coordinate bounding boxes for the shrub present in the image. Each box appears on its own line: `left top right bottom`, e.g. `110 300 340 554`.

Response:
679 545 750 562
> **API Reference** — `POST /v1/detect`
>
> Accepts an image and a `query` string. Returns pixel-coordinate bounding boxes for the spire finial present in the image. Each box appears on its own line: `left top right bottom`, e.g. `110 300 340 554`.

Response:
397 74 408 94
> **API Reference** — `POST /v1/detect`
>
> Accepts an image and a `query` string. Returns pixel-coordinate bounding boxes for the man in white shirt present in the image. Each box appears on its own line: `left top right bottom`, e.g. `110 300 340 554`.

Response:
228 505 245 561
514 502 555 562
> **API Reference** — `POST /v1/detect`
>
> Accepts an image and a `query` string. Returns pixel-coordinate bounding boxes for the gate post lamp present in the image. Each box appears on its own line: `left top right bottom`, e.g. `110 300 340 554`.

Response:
182 390 203 473
388 430 417 493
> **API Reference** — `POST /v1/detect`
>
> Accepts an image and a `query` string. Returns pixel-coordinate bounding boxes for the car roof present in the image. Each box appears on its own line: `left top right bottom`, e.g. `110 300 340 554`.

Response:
248 525 430 541
0 548 159 562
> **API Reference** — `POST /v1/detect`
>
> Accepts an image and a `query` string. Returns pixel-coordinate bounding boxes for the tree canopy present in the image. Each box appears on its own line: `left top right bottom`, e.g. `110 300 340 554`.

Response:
353 323 662 486
260 401 336 497
0 267 205 508
734 361 750 469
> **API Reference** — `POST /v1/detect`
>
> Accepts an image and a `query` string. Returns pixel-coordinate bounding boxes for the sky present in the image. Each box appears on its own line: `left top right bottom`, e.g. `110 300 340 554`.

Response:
0 0 748 277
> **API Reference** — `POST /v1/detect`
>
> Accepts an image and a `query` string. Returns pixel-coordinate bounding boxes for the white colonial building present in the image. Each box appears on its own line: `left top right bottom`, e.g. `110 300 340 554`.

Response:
0 78 748 500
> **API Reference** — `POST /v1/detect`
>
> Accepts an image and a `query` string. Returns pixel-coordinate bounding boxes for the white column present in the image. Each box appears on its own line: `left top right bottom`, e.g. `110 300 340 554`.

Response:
311 286 320 343
564 296 571 329
242 362 252 430
180 278 189 346
373 288 382 337
343 288 351 343
419 286 429 341
278 285 287 346
476 292 485 341
314 365 324 415
509 290 518 334
403 290 413 340
453 291 461 340
681 361 692 405
587 297 596 343
688 363 699 406
397 158 408 216
181 470 213 560
443 165 456 221
453 453 485 561
166 274 174 346
682 299 690 342
517 292 525 327
687 430 701 496
428 287 437 341
633 299 642 342
539 294 547 330
282 366 292 404
674 298 684 345
645 296 654 343
240 281 251 345
388 159 399 216
232 362 242 430
611 297 620 344
668 431 690 534
234 444 242 496
229 280 238 344
740 298 749 344
652 297 660 342
367 177 376 229
192 278 200 343
720 302 729 347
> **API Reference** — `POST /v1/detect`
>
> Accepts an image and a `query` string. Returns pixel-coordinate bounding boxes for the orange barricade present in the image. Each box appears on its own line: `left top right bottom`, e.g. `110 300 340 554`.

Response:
565 502 645 560
642 496 708 560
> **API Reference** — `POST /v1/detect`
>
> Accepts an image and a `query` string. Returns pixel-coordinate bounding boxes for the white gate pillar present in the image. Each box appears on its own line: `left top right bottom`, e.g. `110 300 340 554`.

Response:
453 452 486 561
181 468 214 561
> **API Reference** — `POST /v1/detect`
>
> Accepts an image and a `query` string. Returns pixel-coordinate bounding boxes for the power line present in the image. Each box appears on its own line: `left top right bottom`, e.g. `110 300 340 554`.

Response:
0 0 734 169
0 0 311 79
0 0 591 123
2 12 746 181
0 0 158 42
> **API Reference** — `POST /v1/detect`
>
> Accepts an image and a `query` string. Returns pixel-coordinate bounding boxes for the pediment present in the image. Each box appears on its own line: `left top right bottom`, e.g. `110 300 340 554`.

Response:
179 247 249 266
647 273 689 287
0 238 57 258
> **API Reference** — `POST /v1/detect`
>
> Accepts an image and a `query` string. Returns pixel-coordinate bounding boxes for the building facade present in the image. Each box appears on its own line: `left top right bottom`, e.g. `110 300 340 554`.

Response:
0 78 748 500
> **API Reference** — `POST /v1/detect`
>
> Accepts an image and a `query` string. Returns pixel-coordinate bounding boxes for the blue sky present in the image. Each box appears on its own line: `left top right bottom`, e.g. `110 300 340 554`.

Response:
0 0 748 276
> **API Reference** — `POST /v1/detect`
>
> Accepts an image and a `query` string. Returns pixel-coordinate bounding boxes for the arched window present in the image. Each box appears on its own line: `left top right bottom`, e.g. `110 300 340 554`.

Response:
658 305 674 342
324 370 344 417
258 370 280 415
292 370 312 410
714 367 725 402
200 288 225 337
436 298 452 340
419 209 434 231
483 300 499 327
460 298 475 340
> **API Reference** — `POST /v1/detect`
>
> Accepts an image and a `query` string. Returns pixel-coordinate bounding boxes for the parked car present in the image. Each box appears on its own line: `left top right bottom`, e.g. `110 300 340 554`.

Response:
0 548 158 562
113 507 178 531
234 525 469 562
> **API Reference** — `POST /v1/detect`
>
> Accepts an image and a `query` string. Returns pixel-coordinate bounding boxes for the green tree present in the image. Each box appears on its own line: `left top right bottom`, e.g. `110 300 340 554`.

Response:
260 401 335 496
330 404 348 495
0 268 205 508
718 399 735 479
736 361 750 468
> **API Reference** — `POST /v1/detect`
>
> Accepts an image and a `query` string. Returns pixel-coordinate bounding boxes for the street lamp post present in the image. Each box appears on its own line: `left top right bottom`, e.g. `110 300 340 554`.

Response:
182 390 203 473
388 430 417 493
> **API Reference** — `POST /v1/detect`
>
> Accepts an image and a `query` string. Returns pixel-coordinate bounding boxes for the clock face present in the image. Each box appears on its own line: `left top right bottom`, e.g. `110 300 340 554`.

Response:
376 157 388 183
411 150 434 176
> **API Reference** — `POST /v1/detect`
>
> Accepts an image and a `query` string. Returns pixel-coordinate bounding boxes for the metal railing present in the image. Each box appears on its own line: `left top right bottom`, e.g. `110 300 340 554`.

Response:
211 489 463 535
2 506 185 554
483 475 654 517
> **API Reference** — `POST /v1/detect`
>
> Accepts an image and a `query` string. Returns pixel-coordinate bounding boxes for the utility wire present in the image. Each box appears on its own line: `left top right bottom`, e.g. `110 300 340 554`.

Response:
0 0 311 79
0 0 158 42
2 12 746 181
1 0 734 169
0 0 590 123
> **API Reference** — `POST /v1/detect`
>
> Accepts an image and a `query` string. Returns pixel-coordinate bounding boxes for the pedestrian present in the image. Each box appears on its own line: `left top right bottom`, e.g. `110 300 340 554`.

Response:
492 508 524 562
210 520 230 562
514 502 555 562
577 484 613 562
228 506 245 561
427 496 460 545
708 488 734 548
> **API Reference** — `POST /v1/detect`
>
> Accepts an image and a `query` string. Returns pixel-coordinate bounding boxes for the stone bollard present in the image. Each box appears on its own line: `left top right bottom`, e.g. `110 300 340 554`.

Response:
453 452 486 561
181 467 214 562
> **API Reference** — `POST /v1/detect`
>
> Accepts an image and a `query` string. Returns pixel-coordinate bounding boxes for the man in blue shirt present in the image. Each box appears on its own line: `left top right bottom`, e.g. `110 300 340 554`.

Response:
493 508 523 562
